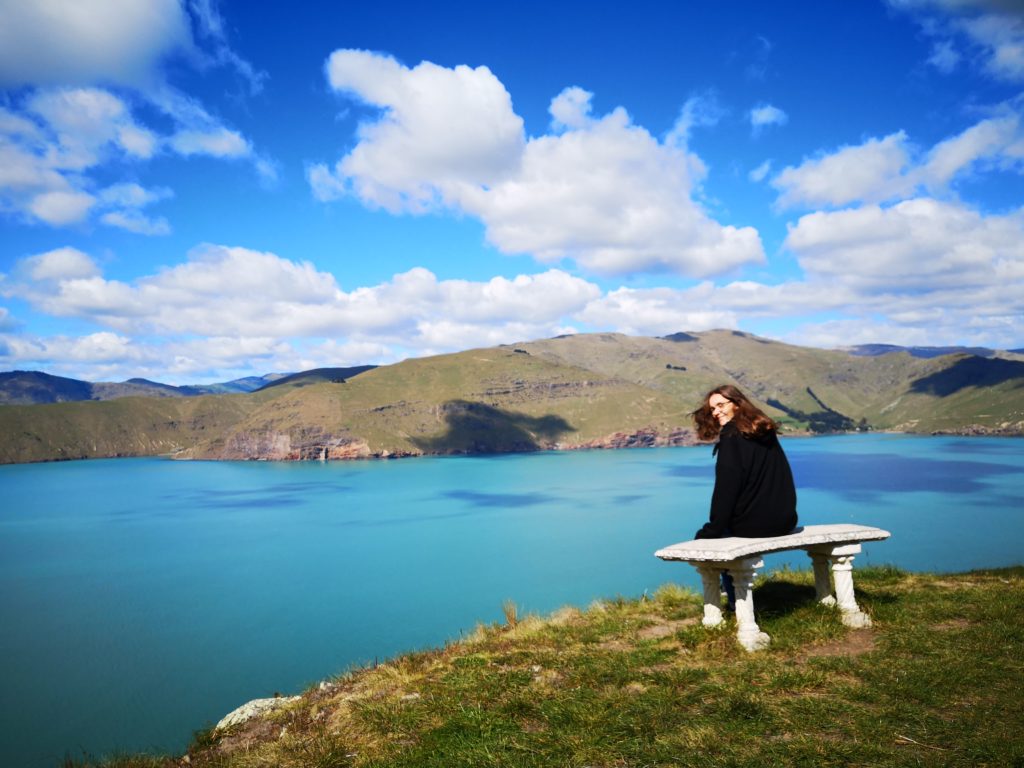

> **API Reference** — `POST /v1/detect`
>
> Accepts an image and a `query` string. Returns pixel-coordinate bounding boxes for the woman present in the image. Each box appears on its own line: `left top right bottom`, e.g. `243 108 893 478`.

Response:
692 384 798 609
692 384 798 540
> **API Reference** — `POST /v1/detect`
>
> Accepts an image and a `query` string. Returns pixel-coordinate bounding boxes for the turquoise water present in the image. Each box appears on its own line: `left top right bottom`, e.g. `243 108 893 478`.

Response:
1 434 1022 766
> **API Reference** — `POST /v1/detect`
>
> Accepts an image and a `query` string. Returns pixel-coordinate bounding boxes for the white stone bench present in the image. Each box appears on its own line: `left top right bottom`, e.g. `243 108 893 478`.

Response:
655 524 891 651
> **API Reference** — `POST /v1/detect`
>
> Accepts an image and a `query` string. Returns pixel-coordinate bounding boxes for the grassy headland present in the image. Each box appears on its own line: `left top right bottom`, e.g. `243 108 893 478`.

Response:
69 565 1024 768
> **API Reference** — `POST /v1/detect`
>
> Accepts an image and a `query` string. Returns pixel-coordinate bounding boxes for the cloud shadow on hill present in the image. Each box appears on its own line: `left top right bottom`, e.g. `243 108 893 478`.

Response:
411 399 575 454
910 356 1024 396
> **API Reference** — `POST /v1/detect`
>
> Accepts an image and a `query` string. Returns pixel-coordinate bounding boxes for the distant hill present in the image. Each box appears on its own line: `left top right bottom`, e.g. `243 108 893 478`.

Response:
0 370 94 405
1 331 1022 465
255 366 377 391
0 370 288 405
845 343 999 359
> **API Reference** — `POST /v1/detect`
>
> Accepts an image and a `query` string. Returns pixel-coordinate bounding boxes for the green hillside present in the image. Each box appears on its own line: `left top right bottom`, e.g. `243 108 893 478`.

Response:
2 331 1022 464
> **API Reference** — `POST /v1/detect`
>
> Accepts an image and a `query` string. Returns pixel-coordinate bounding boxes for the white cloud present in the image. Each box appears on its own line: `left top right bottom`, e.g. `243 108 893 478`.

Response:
572 195 1023 348
959 9 1024 81
0 3 271 230
461 99 764 276
169 127 251 157
773 132 914 209
667 92 725 145
100 210 172 236
772 113 1024 209
0 0 191 87
890 0 1024 82
5 201 1022 380
749 160 772 182
550 86 595 131
918 113 1021 185
313 54 764 278
27 88 157 168
577 286 740 336
316 50 525 213
98 183 173 209
27 190 98 225
188 0 267 94
749 103 788 133
785 197 1024 290
8 245 602 343
1 244 610 380
0 84 267 228
15 246 101 282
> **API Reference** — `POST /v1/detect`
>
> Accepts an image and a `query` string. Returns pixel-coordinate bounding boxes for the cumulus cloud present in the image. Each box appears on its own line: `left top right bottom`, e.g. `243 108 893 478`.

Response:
0 83 270 228
15 246 102 282
5 199 1022 380
773 132 914 209
7 244 602 349
0 89 168 227
785 197 1024 291
749 103 788 134
310 50 525 213
550 86 595 131
460 94 763 276
576 286 740 337
312 54 764 278
0 1 271 229
576 195 1023 348
773 113 1024 209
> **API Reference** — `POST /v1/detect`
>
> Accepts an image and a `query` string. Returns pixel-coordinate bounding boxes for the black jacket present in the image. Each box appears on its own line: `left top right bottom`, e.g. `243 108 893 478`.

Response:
694 421 798 539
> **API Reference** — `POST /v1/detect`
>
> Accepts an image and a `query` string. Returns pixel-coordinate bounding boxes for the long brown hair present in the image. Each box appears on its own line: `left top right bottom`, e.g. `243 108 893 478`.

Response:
692 384 777 441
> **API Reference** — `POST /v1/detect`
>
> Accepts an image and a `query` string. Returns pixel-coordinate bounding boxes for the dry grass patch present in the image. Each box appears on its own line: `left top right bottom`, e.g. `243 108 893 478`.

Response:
797 628 877 662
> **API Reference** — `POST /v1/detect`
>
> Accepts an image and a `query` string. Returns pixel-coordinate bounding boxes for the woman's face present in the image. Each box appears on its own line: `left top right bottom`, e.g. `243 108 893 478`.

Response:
708 393 736 426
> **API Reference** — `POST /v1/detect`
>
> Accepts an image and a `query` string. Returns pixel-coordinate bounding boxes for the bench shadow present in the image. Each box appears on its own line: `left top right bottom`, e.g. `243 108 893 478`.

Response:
753 580 898 620
411 399 575 454
752 581 818 619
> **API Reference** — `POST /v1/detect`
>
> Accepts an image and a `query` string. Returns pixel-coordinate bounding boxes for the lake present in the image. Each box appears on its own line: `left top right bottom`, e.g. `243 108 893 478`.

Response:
1 433 1022 766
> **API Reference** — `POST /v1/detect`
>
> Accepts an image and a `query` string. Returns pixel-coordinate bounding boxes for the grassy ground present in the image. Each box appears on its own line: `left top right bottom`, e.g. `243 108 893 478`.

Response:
68 566 1024 768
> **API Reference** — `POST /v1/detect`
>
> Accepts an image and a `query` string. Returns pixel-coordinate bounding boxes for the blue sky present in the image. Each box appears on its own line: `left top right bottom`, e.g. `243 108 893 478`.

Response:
1 0 1022 384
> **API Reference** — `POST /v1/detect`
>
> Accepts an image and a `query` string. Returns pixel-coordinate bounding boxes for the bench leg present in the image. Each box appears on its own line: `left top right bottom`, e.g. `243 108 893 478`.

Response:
695 565 725 627
808 552 837 606
832 555 872 628
730 558 770 651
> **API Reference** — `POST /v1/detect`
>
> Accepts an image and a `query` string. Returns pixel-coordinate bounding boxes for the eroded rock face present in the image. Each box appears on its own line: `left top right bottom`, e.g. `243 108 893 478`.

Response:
201 427 379 461
563 427 696 450
215 696 300 731
186 424 695 462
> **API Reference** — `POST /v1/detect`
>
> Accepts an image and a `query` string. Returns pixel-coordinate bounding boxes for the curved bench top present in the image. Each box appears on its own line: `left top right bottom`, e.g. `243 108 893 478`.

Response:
655 523 891 563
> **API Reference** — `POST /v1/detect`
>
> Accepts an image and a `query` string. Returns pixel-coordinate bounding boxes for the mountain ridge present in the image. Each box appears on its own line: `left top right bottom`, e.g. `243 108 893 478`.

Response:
1 330 1022 465
0 370 292 405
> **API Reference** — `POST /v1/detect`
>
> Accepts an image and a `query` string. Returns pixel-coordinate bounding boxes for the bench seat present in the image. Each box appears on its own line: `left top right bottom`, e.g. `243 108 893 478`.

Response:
655 524 891 651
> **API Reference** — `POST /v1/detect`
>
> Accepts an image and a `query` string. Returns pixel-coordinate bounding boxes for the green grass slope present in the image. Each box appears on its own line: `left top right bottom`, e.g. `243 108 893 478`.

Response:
68 566 1024 768
184 346 692 460
0 393 254 464
522 331 1024 434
